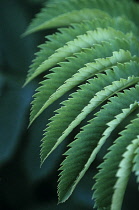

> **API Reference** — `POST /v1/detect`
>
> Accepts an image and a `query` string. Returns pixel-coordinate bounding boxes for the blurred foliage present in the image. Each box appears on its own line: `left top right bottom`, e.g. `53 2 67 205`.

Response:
0 0 139 209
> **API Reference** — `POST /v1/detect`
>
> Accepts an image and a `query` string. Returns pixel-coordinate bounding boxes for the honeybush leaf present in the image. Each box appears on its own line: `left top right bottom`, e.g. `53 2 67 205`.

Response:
58 102 139 203
30 45 139 125
93 114 139 209
24 0 139 207
40 62 139 164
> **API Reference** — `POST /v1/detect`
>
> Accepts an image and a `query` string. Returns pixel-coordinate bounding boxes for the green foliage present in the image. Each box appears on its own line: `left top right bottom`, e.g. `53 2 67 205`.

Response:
25 0 139 209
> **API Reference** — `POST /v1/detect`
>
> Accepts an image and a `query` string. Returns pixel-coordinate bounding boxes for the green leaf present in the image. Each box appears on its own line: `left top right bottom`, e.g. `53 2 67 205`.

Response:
24 0 139 207
24 16 138 85
24 0 139 35
24 8 110 36
25 27 134 86
132 136 139 186
111 137 139 210
30 45 139 125
40 62 139 164
93 114 139 209
58 102 139 203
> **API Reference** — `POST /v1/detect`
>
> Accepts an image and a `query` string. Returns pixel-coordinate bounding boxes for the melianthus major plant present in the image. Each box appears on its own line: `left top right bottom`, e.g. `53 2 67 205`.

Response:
24 0 139 209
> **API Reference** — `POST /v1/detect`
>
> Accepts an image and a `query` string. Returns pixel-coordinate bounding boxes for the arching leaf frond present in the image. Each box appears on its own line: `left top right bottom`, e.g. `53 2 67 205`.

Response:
30 47 139 125
41 61 139 163
24 0 139 208
58 102 139 203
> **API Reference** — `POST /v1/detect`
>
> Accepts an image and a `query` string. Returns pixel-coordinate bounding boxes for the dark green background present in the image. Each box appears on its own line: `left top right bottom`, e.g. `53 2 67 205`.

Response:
0 0 139 209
